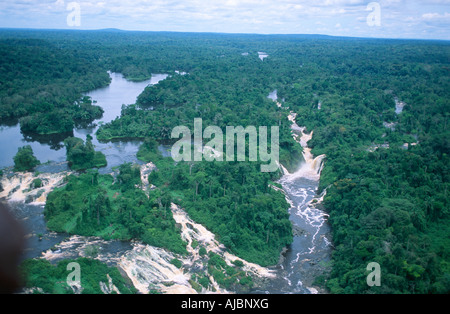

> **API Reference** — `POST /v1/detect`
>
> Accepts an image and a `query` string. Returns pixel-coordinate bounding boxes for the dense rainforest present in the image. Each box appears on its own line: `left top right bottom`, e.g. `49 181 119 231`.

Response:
276 40 450 293
44 164 188 255
0 35 110 134
0 29 448 293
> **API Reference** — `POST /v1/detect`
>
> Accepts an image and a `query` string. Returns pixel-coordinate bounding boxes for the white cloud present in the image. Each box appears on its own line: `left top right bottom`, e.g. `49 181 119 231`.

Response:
422 12 450 19
0 0 449 39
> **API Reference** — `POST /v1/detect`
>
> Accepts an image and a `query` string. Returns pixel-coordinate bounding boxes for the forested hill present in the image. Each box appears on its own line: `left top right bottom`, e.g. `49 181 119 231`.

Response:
1 29 448 293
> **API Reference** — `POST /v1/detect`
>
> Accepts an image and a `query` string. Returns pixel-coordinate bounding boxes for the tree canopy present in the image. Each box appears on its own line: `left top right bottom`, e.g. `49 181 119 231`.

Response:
13 145 40 172
2 29 448 293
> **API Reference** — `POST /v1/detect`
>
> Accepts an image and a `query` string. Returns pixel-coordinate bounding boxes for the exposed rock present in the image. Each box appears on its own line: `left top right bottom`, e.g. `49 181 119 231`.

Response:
292 225 307 237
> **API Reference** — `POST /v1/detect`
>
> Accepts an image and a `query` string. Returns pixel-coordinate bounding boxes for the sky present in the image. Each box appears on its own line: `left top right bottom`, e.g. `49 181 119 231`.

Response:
0 0 449 40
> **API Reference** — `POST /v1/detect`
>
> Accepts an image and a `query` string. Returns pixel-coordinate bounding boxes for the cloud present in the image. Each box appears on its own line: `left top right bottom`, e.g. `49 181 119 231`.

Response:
422 12 450 19
0 0 449 39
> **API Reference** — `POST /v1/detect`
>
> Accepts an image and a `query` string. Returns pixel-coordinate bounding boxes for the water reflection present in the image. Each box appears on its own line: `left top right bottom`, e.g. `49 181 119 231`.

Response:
0 72 168 170
23 131 73 151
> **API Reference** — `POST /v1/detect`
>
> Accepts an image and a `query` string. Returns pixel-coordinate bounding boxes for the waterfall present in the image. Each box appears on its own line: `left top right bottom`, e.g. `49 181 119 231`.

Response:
312 154 326 175
285 153 326 182
282 118 326 182
269 115 331 294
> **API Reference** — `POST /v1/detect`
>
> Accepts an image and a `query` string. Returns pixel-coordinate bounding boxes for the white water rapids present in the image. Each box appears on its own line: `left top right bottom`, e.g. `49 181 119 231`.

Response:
116 202 276 294
280 114 330 252
1 81 332 294
1 162 276 294
259 95 332 294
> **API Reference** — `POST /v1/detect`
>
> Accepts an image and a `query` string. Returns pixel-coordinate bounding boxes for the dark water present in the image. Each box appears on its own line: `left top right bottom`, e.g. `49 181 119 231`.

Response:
10 201 134 263
0 123 67 169
272 176 331 293
9 202 68 260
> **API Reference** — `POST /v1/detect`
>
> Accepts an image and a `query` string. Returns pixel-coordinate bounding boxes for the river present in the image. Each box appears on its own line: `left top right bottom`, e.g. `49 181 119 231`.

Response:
258 92 333 294
0 72 168 171
0 78 332 294
0 72 167 260
263 133 332 293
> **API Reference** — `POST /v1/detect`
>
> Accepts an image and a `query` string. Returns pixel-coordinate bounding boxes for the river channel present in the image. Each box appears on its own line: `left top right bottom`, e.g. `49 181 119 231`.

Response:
0 75 332 294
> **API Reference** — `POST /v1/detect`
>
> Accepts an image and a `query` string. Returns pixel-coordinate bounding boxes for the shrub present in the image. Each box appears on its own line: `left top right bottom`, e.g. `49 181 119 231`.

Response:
13 145 40 172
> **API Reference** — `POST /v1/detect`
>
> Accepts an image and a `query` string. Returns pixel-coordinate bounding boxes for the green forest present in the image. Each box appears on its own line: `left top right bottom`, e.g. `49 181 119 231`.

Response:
0 35 110 134
138 139 293 266
275 41 449 293
13 145 40 172
64 135 107 171
44 164 187 255
20 258 136 294
0 29 448 294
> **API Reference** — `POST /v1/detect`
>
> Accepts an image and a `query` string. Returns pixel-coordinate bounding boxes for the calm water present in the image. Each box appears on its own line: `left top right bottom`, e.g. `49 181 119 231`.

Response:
0 72 168 171
10 202 68 260
267 90 277 102
258 52 269 61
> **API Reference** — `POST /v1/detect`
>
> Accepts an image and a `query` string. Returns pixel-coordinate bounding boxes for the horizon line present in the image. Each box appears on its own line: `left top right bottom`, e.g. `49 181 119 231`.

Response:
1 27 449 43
